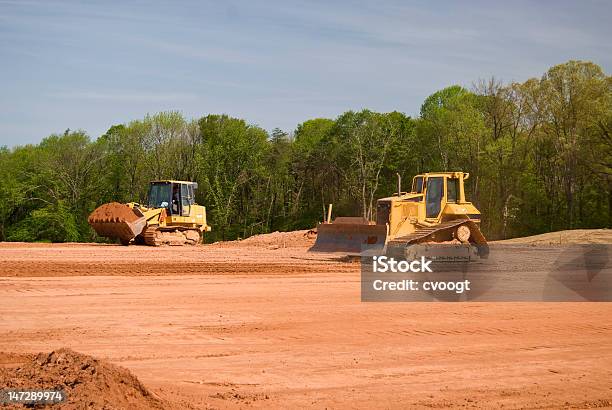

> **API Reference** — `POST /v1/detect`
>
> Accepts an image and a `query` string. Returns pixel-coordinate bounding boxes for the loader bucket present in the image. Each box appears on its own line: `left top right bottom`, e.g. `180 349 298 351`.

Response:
309 217 388 253
88 202 147 244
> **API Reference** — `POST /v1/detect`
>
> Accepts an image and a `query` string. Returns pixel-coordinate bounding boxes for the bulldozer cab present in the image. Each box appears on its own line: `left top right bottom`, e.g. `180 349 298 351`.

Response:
410 172 468 222
147 181 197 217
375 172 476 239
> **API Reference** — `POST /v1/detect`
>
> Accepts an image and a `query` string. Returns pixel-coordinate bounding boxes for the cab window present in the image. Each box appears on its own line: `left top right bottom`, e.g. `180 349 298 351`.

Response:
447 178 459 203
181 184 192 216
425 177 444 218
148 183 171 210
412 176 424 193
171 184 180 215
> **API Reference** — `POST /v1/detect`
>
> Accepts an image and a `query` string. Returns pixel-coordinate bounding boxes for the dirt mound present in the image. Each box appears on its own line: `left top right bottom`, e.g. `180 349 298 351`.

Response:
88 202 141 223
218 229 316 248
0 352 33 367
492 229 612 245
0 348 167 409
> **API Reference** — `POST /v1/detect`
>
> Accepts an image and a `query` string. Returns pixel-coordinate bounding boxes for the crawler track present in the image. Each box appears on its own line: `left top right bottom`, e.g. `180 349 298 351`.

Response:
142 226 201 246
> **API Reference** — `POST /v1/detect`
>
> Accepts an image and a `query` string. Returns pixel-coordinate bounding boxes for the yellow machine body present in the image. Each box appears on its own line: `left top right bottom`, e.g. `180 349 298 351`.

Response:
88 180 211 246
310 171 488 258
378 172 481 239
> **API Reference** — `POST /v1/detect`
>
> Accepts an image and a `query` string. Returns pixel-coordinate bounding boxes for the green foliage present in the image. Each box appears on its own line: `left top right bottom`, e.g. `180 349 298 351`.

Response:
0 60 609 243
197 115 269 240
6 201 80 243
417 85 486 175
331 110 411 219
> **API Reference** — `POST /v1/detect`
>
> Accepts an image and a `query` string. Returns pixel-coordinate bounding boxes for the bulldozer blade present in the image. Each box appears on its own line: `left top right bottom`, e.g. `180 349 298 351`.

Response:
88 203 147 243
309 219 388 253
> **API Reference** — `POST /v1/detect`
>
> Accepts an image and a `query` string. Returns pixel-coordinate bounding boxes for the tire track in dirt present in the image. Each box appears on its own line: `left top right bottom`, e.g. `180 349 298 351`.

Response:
0 261 357 277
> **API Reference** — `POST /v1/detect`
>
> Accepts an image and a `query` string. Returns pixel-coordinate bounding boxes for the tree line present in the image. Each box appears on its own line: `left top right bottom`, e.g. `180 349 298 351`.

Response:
1 60 610 243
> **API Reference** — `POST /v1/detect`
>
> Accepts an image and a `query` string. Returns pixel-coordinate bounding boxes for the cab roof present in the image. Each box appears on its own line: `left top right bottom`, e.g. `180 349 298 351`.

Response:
414 171 467 177
150 180 197 185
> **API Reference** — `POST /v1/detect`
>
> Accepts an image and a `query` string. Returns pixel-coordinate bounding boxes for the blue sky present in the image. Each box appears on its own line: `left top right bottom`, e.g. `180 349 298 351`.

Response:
1 0 610 146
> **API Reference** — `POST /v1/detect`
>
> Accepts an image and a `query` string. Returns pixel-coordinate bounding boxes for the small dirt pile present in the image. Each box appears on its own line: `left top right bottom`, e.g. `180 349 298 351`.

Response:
88 202 141 223
0 348 166 409
239 229 316 248
216 229 316 248
492 229 612 245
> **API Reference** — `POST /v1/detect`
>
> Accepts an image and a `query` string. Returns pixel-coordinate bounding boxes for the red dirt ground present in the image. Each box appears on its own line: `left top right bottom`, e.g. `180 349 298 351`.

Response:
0 349 169 409
1 230 611 408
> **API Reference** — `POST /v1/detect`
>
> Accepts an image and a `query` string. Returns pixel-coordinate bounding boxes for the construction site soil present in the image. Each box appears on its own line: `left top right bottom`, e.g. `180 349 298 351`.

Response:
1 229 611 409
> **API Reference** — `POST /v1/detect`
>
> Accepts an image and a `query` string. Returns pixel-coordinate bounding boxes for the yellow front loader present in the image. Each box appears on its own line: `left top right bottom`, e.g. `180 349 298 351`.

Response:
88 180 211 246
310 172 488 260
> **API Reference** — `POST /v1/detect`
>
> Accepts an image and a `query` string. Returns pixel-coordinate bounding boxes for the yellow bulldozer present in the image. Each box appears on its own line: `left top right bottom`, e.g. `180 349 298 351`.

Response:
310 171 488 260
88 180 211 246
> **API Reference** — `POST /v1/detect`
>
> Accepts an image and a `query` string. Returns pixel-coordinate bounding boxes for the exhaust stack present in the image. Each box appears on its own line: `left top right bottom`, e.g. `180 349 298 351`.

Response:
397 173 401 196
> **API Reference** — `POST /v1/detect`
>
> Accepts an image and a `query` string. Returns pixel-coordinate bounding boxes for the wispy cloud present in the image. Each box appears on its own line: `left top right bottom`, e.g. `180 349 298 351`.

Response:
137 39 254 65
47 90 198 103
